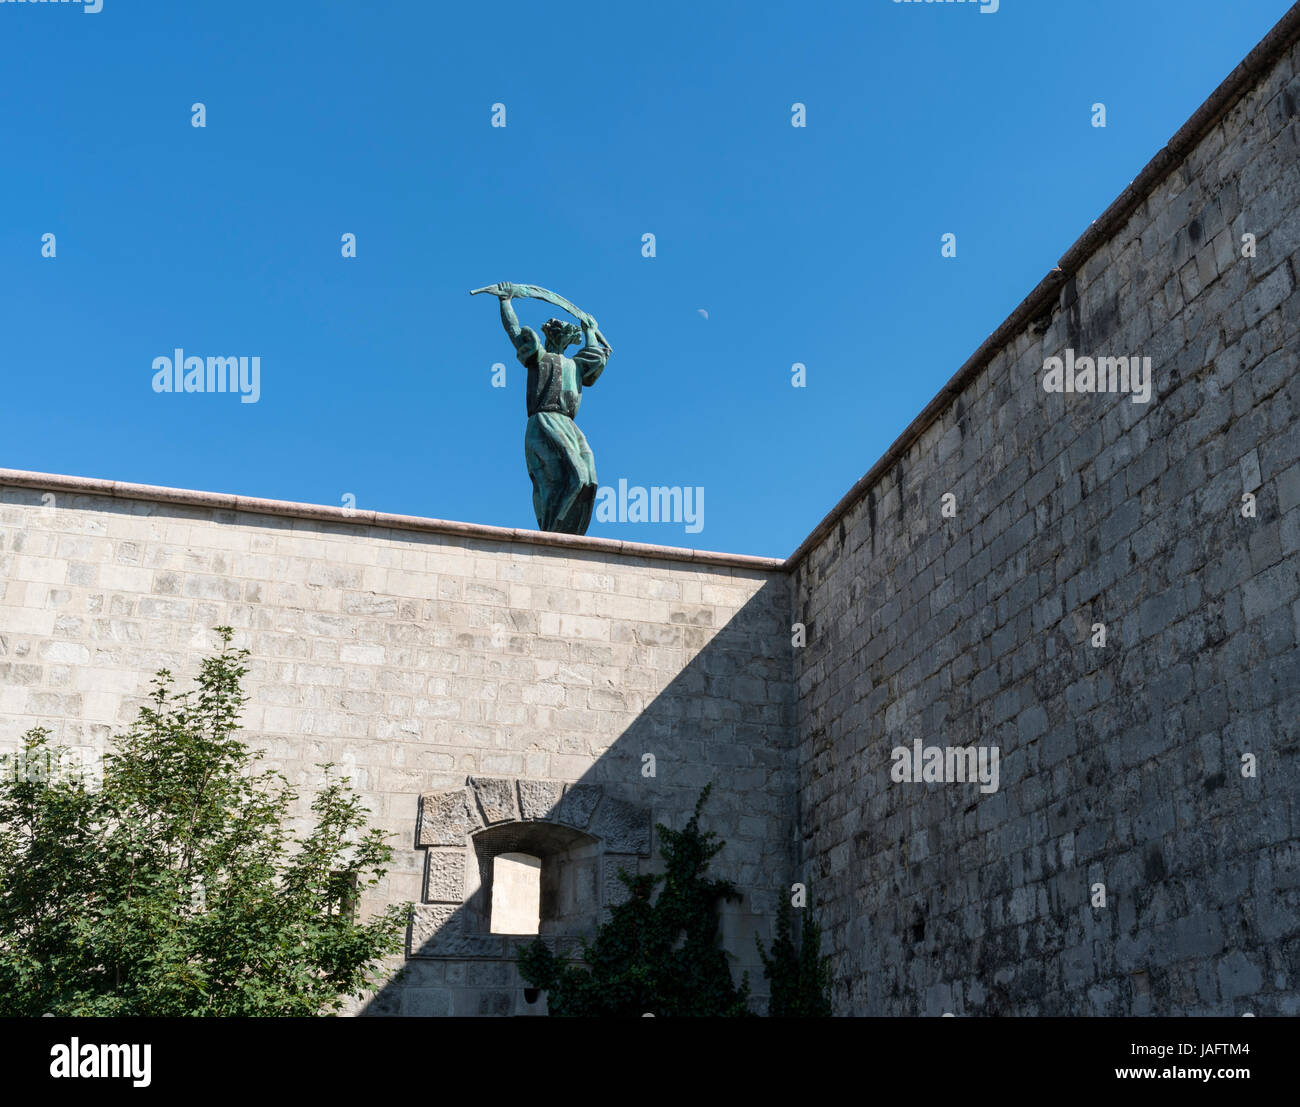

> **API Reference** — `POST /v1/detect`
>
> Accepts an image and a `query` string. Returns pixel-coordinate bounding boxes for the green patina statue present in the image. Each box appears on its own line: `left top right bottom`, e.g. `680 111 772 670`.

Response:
471 282 612 535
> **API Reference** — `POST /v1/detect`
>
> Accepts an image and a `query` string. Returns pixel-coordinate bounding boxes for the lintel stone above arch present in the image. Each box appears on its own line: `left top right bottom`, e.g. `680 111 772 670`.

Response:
416 776 651 856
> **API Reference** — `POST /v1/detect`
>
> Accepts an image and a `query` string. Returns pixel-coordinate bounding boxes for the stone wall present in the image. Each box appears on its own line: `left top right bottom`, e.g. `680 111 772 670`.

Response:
791 30 1300 1014
0 482 794 1016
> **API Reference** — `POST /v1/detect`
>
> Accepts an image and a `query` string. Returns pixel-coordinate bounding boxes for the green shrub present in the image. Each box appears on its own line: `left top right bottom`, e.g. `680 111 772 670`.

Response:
0 628 406 1016
518 784 753 1016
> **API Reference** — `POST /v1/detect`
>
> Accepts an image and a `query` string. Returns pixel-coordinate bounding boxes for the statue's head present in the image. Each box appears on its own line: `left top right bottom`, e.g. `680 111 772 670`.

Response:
541 317 583 353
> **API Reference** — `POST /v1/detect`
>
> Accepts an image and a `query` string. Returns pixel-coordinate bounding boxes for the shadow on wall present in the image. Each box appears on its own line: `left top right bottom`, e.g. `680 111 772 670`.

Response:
359 580 797 1018
0 486 796 1018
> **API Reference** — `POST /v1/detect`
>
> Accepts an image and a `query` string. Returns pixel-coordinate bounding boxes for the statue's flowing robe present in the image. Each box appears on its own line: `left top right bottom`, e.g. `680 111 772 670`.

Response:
515 327 609 534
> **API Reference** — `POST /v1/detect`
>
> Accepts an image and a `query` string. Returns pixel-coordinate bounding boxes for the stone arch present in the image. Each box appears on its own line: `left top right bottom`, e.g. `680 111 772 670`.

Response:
472 824 597 936
409 776 651 960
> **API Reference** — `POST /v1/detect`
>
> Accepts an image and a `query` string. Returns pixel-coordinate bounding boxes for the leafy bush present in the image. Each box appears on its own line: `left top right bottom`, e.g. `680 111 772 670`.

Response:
0 628 406 1015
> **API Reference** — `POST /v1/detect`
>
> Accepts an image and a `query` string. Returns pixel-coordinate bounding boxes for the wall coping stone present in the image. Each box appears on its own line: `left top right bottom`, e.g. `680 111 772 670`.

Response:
0 468 784 573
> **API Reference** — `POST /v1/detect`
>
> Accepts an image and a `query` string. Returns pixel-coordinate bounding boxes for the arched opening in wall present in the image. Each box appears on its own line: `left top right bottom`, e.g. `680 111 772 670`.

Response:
491 853 541 934
468 823 601 938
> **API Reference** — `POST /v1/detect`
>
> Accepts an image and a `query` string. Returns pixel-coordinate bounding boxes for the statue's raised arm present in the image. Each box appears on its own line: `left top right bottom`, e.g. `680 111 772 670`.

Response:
485 282 527 352
471 282 613 536
470 283 612 354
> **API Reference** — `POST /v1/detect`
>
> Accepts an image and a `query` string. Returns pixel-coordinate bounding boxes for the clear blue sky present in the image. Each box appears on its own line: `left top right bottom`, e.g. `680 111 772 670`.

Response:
2 0 1293 558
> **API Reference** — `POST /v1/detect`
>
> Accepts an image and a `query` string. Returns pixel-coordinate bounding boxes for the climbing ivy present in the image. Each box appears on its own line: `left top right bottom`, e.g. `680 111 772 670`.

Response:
755 903 833 1017
518 784 753 1017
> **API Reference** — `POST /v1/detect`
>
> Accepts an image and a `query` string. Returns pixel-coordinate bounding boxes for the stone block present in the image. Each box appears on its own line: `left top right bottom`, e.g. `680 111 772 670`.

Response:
401 988 451 1017
1279 461 1300 515
603 854 639 907
468 775 518 824
417 788 483 847
409 905 504 958
517 778 565 821
424 848 466 904
1217 951 1264 1001
590 796 652 854
466 961 511 987
554 783 601 829
409 903 457 954
476 991 514 1016
1243 263 1293 328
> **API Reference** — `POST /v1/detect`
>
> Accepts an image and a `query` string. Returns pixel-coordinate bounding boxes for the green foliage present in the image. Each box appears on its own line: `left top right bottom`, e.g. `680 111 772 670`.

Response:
518 784 753 1016
755 904 833 1016
0 628 407 1016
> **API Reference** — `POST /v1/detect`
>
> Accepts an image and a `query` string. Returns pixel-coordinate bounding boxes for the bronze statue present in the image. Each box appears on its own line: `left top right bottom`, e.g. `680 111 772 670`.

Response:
471 283 612 535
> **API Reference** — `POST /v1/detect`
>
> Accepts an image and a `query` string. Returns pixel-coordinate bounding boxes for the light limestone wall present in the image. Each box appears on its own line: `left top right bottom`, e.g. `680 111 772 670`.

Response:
0 486 794 1015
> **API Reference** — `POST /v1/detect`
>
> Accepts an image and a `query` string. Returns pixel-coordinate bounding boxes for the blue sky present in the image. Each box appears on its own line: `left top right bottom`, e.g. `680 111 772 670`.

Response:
2 0 1293 558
